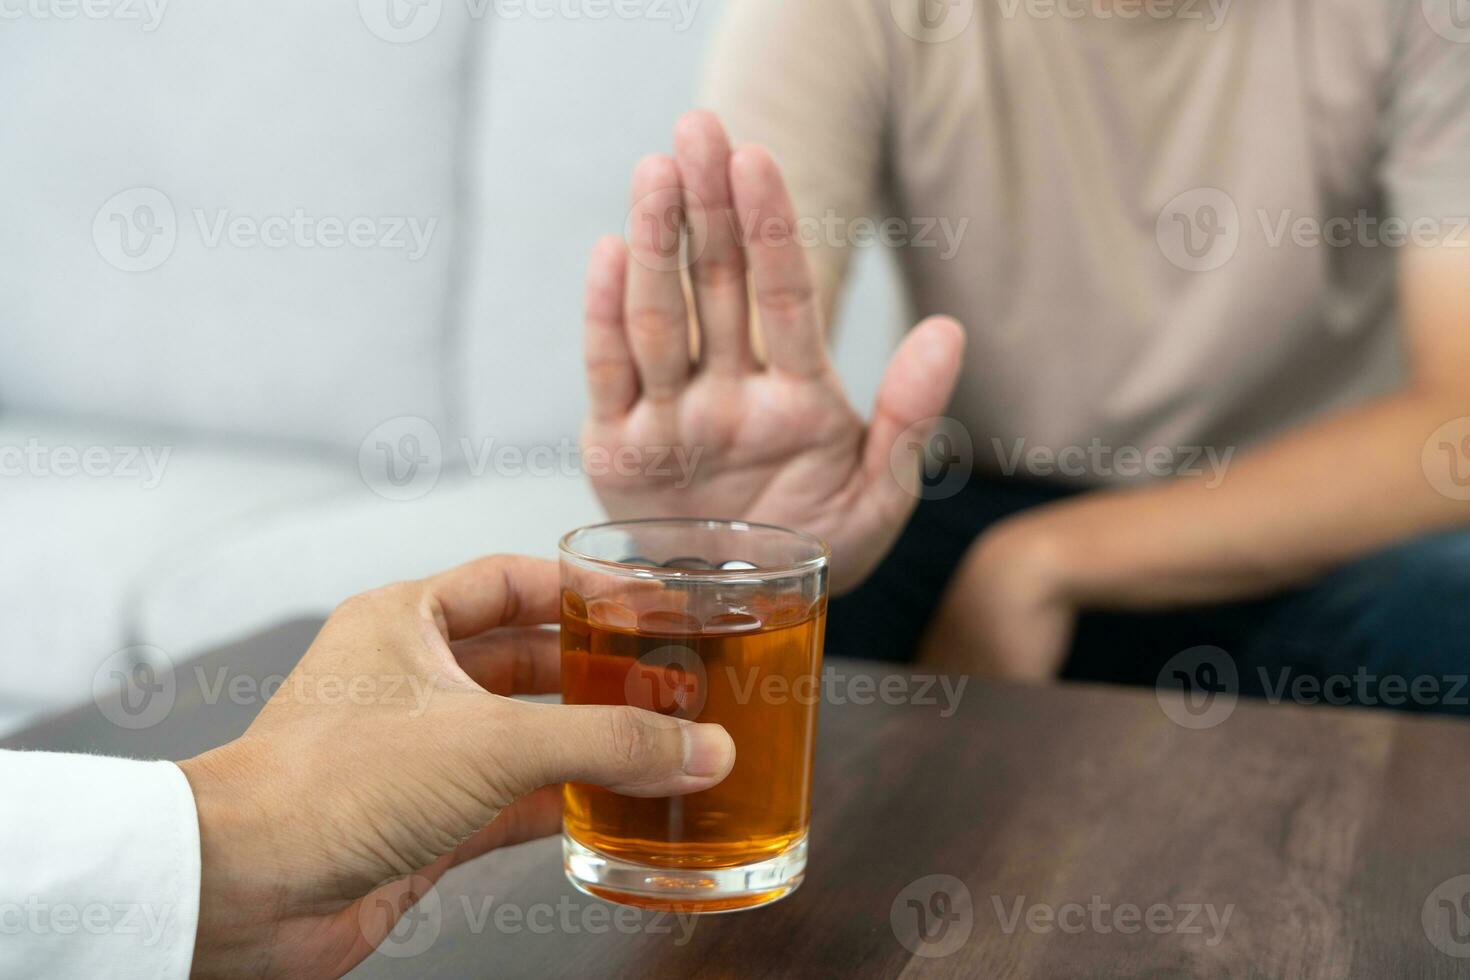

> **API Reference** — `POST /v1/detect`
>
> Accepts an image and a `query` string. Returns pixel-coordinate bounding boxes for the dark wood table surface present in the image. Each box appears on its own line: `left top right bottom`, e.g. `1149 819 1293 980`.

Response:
8 620 1470 978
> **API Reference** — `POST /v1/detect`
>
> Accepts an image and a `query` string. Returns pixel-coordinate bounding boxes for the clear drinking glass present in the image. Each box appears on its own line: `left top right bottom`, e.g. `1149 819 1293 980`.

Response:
559 518 830 912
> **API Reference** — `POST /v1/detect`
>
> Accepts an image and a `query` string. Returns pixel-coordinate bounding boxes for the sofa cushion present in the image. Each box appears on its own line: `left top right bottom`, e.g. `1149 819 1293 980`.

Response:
131 471 604 677
0 3 471 448
0 414 359 735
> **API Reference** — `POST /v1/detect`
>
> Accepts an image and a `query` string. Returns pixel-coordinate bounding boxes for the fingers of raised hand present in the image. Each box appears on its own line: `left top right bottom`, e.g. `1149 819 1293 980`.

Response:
729 144 827 378
594 113 830 419
624 154 693 400
584 235 638 421
674 110 752 375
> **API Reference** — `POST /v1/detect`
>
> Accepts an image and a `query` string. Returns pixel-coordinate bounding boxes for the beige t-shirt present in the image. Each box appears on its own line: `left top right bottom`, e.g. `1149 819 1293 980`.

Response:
704 0 1470 482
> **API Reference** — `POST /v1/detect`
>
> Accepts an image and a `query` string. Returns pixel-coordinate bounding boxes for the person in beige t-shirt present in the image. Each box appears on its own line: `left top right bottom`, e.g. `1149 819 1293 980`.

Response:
576 0 1470 709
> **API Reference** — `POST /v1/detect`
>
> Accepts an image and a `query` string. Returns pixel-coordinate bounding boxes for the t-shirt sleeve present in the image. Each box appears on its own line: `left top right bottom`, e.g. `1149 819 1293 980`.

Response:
1380 1 1470 229
700 0 892 318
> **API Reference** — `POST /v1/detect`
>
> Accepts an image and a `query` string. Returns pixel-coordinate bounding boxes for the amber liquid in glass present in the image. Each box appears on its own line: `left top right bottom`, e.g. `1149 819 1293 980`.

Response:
561 595 825 870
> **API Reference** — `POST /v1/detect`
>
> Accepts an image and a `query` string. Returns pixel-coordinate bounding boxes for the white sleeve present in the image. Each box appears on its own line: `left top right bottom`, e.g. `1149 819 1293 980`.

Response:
0 751 200 980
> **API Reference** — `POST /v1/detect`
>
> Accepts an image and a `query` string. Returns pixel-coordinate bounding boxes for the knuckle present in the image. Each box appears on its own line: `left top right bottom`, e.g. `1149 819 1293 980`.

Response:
585 357 632 386
607 705 659 769
584 290 622 320
759 283 813 318
331 587 387 619
330 592 374 620
626 308 678 345
329 581 419 622
691 253 746 291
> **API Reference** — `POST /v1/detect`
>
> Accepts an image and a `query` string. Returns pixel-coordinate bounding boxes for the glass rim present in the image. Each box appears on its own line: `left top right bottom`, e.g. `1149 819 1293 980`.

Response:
558 517 830 581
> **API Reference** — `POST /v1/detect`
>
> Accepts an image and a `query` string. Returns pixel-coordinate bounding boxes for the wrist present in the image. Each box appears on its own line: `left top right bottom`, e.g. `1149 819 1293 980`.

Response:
179 744 288 979
974 511 1078 606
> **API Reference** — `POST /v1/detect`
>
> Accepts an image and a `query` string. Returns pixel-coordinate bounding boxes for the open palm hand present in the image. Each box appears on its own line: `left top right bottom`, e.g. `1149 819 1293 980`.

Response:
582 112 965 593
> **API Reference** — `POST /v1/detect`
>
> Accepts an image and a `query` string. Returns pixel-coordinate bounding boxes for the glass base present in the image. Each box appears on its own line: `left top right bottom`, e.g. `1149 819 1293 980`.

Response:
563 833 807 913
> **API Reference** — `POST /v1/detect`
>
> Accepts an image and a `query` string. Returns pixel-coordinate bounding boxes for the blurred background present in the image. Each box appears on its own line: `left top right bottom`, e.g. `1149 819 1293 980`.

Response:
0 1 909 735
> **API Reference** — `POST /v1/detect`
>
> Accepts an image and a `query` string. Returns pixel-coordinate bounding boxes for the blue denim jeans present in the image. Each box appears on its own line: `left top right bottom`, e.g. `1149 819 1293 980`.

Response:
826 476 1470 716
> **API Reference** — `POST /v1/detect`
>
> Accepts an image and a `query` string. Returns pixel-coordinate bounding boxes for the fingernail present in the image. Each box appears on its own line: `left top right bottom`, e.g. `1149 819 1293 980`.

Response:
681 723 735 778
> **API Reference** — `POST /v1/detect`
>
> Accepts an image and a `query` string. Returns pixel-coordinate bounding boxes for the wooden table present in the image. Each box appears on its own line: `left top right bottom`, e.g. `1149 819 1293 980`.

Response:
9 620 1470 978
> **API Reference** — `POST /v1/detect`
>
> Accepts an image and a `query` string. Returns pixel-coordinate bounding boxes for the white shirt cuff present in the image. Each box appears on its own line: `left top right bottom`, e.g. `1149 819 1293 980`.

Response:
0 751 200 980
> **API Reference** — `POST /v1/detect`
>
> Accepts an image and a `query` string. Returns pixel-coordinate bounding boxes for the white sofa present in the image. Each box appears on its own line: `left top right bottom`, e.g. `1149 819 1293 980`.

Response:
0 2 905 734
